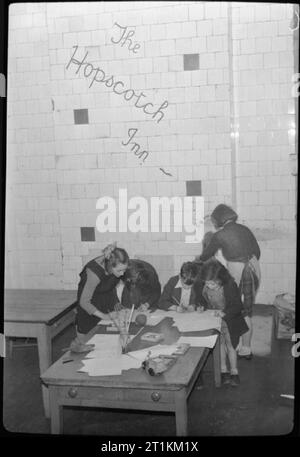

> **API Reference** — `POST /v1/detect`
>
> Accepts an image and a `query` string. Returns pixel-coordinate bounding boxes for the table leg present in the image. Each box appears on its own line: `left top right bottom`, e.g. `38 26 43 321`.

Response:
49 388 63 434
37 324 52 418
213 333 221 388
174 389 188 436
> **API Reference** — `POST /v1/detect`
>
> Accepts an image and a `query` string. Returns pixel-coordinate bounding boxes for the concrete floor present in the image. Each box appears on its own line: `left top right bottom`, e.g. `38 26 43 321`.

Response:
3 305 295 436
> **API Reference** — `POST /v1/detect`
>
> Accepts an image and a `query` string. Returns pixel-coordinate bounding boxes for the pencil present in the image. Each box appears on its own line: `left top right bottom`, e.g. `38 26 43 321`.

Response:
171 295 181 307
126 304 135 334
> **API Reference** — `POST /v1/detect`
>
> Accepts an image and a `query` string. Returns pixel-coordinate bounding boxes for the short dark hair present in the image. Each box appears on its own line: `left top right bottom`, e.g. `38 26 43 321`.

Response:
123 263 154 297
200 258 232 285
180 262 199 285
211 204 238 228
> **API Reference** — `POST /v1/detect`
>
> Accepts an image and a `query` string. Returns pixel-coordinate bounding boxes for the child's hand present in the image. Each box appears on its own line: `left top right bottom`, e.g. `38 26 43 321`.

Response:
186 304 195 312
214 310 225 318
197 305 205 313
168 305 177 311
138 303 150 312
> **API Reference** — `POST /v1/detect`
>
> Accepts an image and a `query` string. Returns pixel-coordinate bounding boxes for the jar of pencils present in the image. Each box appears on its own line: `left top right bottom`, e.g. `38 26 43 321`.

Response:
119 326 130 354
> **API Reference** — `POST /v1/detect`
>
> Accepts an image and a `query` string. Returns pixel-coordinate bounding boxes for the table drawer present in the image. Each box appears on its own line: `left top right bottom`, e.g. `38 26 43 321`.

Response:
57 385 175 406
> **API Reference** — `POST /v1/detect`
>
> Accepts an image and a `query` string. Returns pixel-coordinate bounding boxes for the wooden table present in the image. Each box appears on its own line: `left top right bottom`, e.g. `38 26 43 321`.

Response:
41 316 221 436
4 289 77 417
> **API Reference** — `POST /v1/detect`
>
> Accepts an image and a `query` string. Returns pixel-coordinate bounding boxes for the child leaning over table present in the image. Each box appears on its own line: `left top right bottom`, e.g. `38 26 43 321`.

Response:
158 262 201 311
196 258 248 387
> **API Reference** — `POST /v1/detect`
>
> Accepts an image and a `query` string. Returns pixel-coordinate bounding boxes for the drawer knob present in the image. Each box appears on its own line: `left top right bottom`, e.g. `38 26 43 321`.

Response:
68 387 78 398
151 392 161 402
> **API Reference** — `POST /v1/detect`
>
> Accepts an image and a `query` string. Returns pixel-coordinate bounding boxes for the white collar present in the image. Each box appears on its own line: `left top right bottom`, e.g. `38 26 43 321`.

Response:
175 279 192 290
175 278 183 289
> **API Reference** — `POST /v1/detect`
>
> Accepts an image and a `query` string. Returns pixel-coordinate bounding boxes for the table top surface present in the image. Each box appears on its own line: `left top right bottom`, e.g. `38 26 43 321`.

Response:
4 289 77 324
41 316 217 391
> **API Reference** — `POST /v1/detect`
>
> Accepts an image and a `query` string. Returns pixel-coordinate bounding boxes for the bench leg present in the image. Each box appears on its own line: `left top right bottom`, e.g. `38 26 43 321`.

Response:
49 388 63 434
213 334 221 388
37 324 52 418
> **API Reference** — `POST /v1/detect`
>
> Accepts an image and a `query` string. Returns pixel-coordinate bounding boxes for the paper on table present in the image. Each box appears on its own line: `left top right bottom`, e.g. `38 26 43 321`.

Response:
176 335 218 348
84 347 120 359
78 354 141 376
121 354 142 371
128 344 179 361
78 356 122 376
145 313 165 327
97 320 113 326
86 334 120 348
171 310 221 332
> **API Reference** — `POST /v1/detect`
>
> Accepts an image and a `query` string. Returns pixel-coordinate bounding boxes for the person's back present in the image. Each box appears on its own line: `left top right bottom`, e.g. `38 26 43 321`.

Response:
201 221 260 262
216 221 260 262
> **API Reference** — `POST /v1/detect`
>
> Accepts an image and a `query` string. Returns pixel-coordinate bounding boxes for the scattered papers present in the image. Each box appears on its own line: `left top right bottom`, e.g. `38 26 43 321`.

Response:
128 344 179 361
86 334 119 348
78 357 122 376
75 312 220 377
145 309 221 332
177 335 218 348
78 354 141 376
145 313 166 327
172 310 221 333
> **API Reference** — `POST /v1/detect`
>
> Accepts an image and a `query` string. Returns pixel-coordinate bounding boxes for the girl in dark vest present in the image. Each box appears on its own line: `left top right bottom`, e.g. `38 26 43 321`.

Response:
70 243 129 352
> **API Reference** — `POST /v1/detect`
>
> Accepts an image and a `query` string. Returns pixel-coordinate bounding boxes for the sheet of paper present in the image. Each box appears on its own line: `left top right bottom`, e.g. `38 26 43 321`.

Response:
127 344 179 361
121 354 142 371
78 357 122 376
171 310 221 332
176 335 218 348
84 347 120 359
145 313 165 327
78 353 142 376
86 334 120 348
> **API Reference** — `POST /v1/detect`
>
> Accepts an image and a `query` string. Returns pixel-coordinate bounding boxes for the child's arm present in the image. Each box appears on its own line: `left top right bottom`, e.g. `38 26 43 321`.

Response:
199 232 221 262
157 278 178 310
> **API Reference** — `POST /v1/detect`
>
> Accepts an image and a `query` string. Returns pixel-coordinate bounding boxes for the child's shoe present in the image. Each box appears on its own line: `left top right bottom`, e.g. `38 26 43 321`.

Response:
238 346 253 360
238 352 253 360
230 374 240 387
221 372 231 386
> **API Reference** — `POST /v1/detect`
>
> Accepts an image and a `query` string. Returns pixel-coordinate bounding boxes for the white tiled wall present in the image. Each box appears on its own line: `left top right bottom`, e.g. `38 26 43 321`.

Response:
231 2 297 303
5 2 297 303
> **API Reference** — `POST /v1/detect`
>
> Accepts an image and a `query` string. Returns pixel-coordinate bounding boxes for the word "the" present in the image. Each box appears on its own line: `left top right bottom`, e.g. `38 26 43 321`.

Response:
111 23 141 54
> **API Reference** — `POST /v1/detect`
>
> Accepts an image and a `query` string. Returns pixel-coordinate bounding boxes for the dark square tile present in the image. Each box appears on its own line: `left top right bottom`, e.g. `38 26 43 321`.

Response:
183 53 199 71
80 227 95 241
186 180 202 196
74 108 89 125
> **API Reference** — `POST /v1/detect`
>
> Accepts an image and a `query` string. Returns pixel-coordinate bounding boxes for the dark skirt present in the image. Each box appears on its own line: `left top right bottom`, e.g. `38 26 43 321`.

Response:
224 314 249 349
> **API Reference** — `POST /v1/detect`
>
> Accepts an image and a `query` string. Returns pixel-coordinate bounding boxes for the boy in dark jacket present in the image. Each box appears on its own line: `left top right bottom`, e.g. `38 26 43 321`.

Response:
120 259 161 311
158 262 202 311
